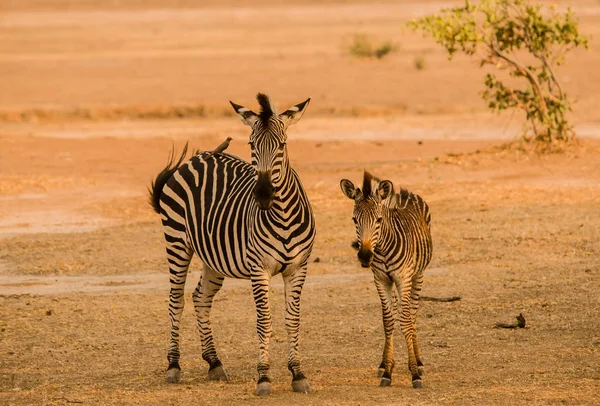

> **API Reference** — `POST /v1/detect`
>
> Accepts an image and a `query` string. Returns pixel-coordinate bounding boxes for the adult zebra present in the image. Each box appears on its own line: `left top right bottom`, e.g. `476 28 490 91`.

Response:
340 171 432 389
149 94 316 396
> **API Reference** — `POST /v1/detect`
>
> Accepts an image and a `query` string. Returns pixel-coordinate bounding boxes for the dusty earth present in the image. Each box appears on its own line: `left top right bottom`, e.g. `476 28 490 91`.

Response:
1 1 600 405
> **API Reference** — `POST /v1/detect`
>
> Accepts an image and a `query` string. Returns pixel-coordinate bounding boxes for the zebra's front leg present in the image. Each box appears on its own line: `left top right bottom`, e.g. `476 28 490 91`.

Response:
165 243 193 384
392 272 422 388
282 267 310 393
373 270 395 387
193 263 228 381
251 272 273 396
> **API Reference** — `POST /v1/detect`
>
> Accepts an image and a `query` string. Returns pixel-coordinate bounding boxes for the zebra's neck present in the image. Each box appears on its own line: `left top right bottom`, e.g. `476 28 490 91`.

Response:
376 208 396 256
270 163 306 218
271 149 293 206
250 160 314 263
253 152 310 229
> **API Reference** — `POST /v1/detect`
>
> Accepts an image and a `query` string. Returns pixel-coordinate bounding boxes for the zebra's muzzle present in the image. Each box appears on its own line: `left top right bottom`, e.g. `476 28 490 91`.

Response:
357 248 374 268
254 171 275 210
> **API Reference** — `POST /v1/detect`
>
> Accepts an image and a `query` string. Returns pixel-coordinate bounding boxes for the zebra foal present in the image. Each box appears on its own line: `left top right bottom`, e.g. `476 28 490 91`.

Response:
340 171 432 388
149 94 316 396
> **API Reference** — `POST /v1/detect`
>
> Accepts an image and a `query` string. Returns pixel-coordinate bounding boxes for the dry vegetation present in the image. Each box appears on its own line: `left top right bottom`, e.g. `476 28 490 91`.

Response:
1 1 600 405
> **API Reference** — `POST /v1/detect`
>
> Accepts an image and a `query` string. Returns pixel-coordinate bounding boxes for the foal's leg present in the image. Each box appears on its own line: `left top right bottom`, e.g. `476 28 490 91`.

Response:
165 241 193 383
373 269 395 387
283 267 310 393
410 271 425 376
192 263 228 380
391 271 422 388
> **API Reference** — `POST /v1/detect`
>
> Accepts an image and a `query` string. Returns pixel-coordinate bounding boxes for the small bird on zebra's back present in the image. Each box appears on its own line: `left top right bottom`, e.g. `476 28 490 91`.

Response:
205 136 233 157
149 93 316 397
340 171 432 389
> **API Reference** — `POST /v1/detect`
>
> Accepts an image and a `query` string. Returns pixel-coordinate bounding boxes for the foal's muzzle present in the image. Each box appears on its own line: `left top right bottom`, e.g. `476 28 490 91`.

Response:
357 247 374 268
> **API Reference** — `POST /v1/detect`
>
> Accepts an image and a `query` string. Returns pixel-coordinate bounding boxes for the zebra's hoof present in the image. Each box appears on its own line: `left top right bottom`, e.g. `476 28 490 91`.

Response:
291 378 311 393
379 377 392 387
412 379 423 389
166 368 181 384
377 368 385 378
256 381 272 396
208 365 228 381
418 366 425 376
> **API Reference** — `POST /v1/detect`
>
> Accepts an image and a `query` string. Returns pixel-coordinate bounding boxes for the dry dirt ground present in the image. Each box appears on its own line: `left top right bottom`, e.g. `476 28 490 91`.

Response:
1 1 600 405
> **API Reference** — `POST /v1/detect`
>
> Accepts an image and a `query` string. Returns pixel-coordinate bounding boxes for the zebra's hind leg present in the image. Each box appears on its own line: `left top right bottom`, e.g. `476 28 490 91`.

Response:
283 267 310 393
165 241 193 384
391 272 422 389
411 271 425 377
373 270 395 387
193 263 228 381
251 271 274 396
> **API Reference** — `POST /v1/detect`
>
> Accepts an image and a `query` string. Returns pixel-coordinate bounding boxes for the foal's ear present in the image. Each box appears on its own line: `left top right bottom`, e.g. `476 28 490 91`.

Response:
378 180 394 200
229 101 258 127
340 179 357 200
279 98 310 128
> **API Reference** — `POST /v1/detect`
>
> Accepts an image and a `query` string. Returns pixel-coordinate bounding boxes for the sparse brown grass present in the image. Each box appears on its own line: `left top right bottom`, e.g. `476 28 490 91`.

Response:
1 1 600 404
1 134 600 405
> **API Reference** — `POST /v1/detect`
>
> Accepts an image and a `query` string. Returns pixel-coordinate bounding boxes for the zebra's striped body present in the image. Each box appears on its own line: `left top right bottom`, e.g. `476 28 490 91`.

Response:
163 153 313 277
340 172 432 388
150 94 315 396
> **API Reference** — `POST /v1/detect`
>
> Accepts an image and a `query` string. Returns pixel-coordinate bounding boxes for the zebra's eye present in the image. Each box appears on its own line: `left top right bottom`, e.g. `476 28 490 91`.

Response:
248 141 255 148
279 142 286 149
376 217 383 224
352 217 358 224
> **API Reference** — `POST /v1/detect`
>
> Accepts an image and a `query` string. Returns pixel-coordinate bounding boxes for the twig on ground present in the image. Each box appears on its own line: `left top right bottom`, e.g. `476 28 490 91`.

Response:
51 397 84 404
495 313 526 329
421 296 461 302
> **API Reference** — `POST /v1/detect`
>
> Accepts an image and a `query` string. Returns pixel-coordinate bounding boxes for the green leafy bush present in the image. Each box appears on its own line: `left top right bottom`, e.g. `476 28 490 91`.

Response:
348 34 397 59
414 56 426 70
408 0 588 146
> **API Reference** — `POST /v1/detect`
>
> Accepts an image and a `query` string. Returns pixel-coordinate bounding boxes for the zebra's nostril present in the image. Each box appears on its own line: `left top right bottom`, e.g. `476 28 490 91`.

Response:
254 185 274 200
253 180 275 211
357 249 373 265
254 172 275 202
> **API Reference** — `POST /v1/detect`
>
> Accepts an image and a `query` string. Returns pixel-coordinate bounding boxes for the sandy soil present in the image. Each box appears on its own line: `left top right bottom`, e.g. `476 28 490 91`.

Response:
1 1 600 405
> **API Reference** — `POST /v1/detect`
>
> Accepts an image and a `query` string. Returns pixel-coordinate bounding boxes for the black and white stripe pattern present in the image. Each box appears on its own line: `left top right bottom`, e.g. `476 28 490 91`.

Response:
149 94 315 396
340 171 432 388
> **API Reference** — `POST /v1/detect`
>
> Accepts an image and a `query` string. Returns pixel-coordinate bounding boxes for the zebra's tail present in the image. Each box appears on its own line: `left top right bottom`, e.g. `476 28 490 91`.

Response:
148 142 191 214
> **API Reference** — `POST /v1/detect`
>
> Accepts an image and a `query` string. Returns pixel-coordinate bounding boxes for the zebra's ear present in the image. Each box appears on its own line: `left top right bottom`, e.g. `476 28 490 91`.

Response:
229 101 258 127
378 180 394 200
279 98 310 127
340 179 357 200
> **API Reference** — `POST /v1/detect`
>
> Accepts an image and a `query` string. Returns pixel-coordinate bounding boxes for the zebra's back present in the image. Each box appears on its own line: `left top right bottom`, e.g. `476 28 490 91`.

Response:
390 188 431 228
381 188 432 275
160 152 256 278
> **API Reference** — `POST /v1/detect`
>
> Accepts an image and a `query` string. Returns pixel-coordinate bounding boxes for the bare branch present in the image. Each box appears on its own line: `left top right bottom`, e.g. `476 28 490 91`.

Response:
519 18 565 101
489 38 547 118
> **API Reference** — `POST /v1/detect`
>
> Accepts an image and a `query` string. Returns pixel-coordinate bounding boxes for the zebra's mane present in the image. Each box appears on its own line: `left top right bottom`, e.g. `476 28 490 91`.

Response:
256 93 277 123
362 171 388 199
362 171 431 225
388 187 432 226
